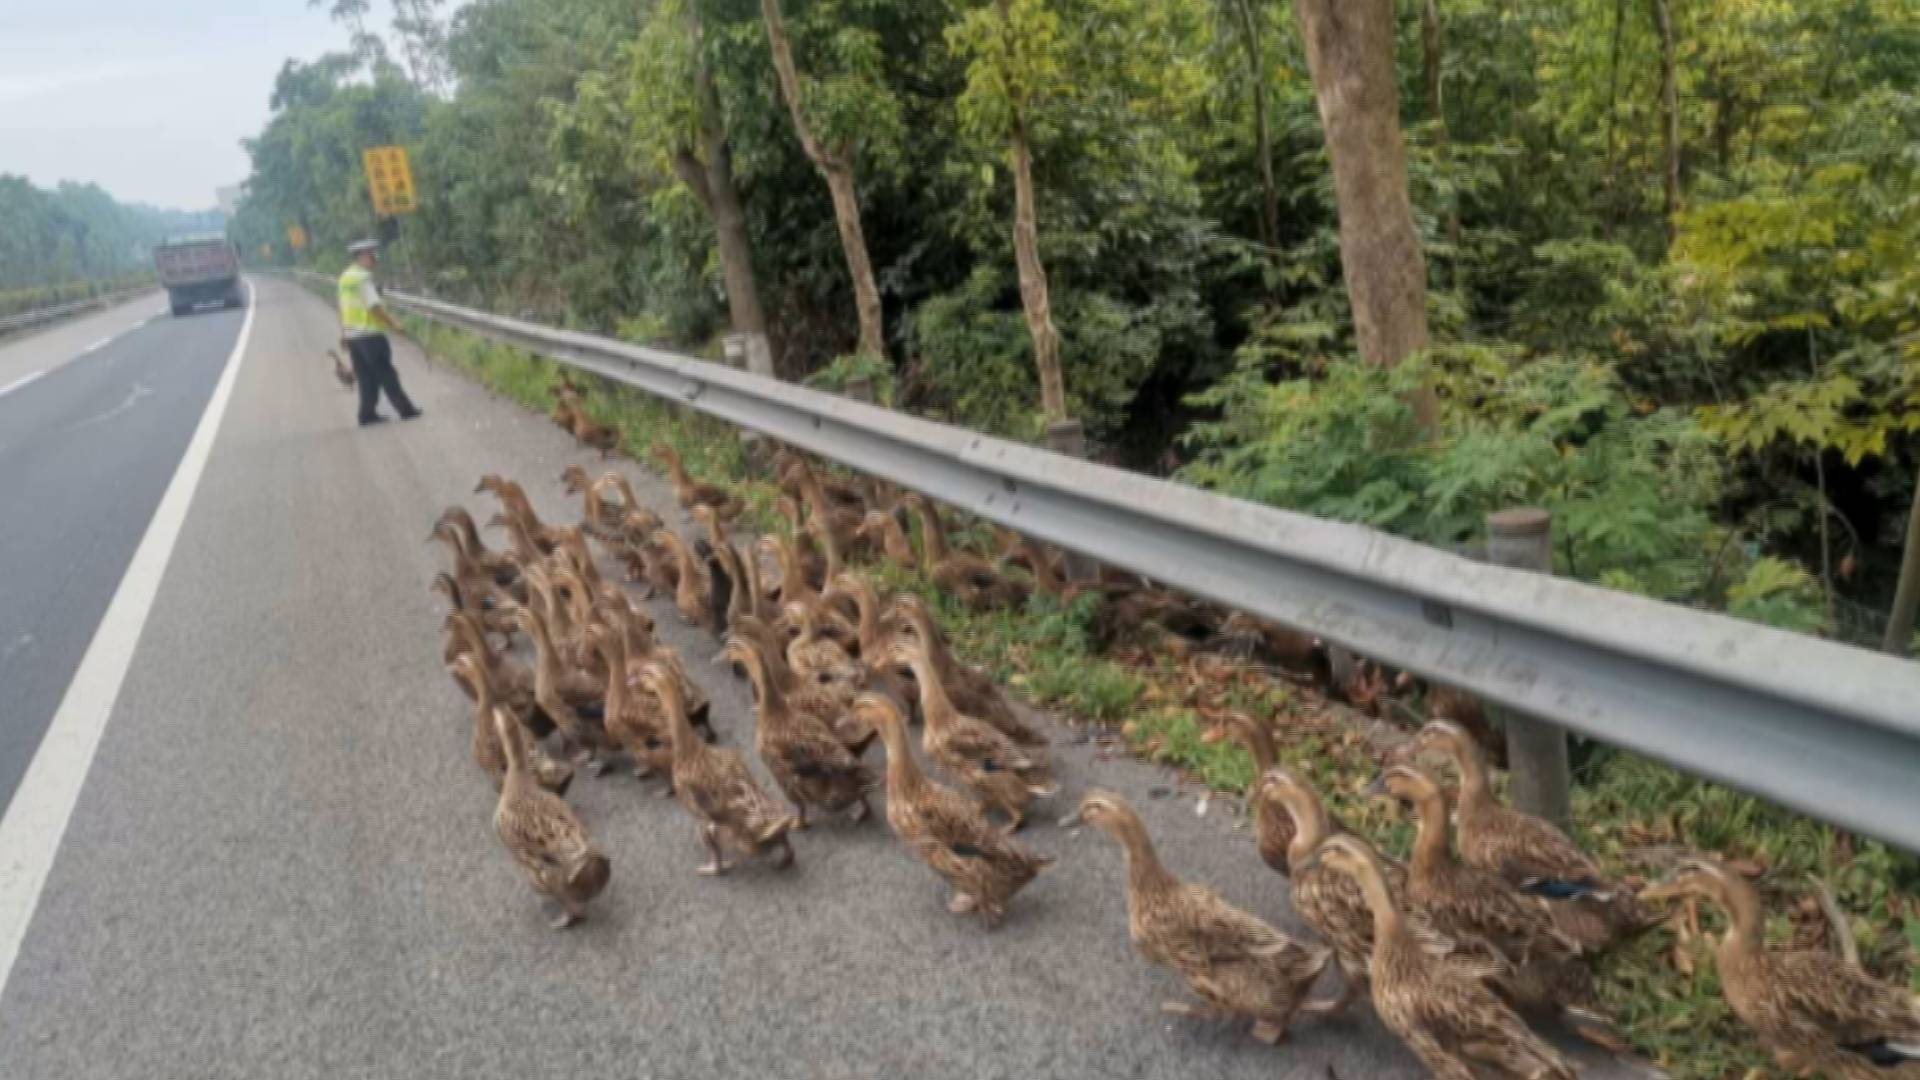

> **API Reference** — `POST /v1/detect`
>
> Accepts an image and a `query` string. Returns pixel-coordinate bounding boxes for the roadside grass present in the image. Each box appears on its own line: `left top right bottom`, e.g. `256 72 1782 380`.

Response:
0 272 154 319
407 315 1920 1080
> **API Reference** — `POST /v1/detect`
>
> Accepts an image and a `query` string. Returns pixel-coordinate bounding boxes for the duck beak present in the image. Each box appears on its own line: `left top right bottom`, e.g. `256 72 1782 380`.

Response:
1058 808 1084 829
1361 774 1390 798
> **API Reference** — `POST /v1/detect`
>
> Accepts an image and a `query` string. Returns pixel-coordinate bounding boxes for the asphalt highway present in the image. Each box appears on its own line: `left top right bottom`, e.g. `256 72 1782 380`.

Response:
0 278 1653 1079
0 291 234 812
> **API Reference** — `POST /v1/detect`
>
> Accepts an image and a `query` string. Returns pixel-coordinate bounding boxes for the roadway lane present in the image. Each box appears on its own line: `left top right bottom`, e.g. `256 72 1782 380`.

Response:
0 295 244 812
0 278 1652 1079
0 291 166 390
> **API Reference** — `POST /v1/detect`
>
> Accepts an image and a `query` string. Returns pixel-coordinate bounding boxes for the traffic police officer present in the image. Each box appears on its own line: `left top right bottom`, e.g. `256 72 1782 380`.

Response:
338 239 421 426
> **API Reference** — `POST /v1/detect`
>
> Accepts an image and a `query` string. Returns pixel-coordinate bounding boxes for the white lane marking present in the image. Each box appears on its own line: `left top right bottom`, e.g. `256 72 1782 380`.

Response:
80 336 114 355
0 281 255 995
0 372 43 397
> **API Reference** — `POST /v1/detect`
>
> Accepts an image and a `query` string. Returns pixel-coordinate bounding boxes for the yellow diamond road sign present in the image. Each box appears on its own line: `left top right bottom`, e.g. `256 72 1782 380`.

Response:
286 223 309 250
362 145 418 217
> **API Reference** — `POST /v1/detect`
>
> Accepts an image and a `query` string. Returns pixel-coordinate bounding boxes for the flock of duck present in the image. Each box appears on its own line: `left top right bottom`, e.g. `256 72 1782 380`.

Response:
428 408 1920 1078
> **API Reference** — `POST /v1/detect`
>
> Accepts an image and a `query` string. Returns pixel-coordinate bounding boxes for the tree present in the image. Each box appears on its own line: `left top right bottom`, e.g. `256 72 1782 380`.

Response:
758 0 888 359
308 0 389 67
0 176 213 292
1650 0 1680 243
625 0 769 341
1224 0 1279 254
391 0 453 95
1291 0 1437 434
948 0 1073 423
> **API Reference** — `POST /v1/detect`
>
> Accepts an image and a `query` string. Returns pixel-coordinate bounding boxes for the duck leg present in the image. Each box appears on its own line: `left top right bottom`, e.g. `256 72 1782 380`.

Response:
1159 1000 1229 1025
1247 1020 1287 1046
848 796 871 824
696 824 729 876
1299 963 1366 1016
769 834 796 870
543 900 582 931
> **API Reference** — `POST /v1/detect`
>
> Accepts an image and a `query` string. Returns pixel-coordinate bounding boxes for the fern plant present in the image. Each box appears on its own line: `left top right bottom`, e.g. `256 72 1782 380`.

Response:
1181 339 1744 606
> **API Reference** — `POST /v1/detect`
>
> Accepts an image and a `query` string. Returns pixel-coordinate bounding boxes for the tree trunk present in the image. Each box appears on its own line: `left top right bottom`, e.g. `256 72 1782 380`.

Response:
1292 0 1438 435
669 20 771 343
1421 0 1443 126
1651 0 1681 244
1883 483 1920 656
1230 0 1280 254
694 43 767 339
1602 0 1625 235
1711 81 1736 177
1009 109 1068 423
1420 0 1461 257
758 0 887 358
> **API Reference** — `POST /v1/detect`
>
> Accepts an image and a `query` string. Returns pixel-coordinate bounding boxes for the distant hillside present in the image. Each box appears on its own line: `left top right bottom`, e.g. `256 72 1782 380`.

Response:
0 175 227 291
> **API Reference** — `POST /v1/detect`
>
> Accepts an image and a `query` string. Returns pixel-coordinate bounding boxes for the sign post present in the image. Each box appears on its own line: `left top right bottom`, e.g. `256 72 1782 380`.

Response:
361 146 421 289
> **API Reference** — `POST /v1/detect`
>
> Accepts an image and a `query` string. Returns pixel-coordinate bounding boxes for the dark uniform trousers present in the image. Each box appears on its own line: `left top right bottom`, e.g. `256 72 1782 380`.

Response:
345 333 418 422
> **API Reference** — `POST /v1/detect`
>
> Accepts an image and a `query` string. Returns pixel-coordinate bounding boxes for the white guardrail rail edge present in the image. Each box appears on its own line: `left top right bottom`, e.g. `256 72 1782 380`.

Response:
0 287 154 337
286 269 1920 854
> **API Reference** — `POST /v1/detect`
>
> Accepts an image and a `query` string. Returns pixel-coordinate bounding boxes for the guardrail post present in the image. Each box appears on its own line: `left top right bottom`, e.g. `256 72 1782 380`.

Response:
844 375 875 404
723 333 777 458
727 332 773 378
1044 418 1100 583
1485 507 1572 829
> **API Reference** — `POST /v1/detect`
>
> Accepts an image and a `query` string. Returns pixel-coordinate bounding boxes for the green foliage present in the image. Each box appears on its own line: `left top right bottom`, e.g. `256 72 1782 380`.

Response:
803 351 898 404
0 273 156 320
0 175 216 292
1906 919 1920 992
1182 347 1732 604
1725 557 1829 634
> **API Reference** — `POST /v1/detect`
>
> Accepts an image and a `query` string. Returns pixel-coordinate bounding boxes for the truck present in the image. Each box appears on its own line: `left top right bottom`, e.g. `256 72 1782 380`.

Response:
154 235 243 317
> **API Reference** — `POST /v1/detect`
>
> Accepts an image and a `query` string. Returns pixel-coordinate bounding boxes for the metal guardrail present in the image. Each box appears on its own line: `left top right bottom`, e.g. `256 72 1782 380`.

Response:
288 271 1920 853
0 288 153 338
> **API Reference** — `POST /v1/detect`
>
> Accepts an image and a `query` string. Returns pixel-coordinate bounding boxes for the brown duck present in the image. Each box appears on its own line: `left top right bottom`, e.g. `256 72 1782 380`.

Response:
726 635 875 828
903 494 1028 611
1403 718 1644 953
1372 764 1600 1023
1252 767 1409 1017
884 594 1044 746
491 708 610 929
855 693 1051 926
1643 859 1920 1079
450 654 573 796
644 662 796 875
652 443 741 520
888 637 1055 830
1067 791 1330 1045
1302 834 1577 1079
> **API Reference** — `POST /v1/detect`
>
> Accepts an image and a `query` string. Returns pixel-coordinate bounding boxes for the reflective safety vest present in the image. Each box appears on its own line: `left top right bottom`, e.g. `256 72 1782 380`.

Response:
338 264 379 336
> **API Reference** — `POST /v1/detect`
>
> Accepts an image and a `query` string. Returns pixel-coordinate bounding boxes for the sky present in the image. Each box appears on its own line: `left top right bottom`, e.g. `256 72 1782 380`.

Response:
0 1 361 211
